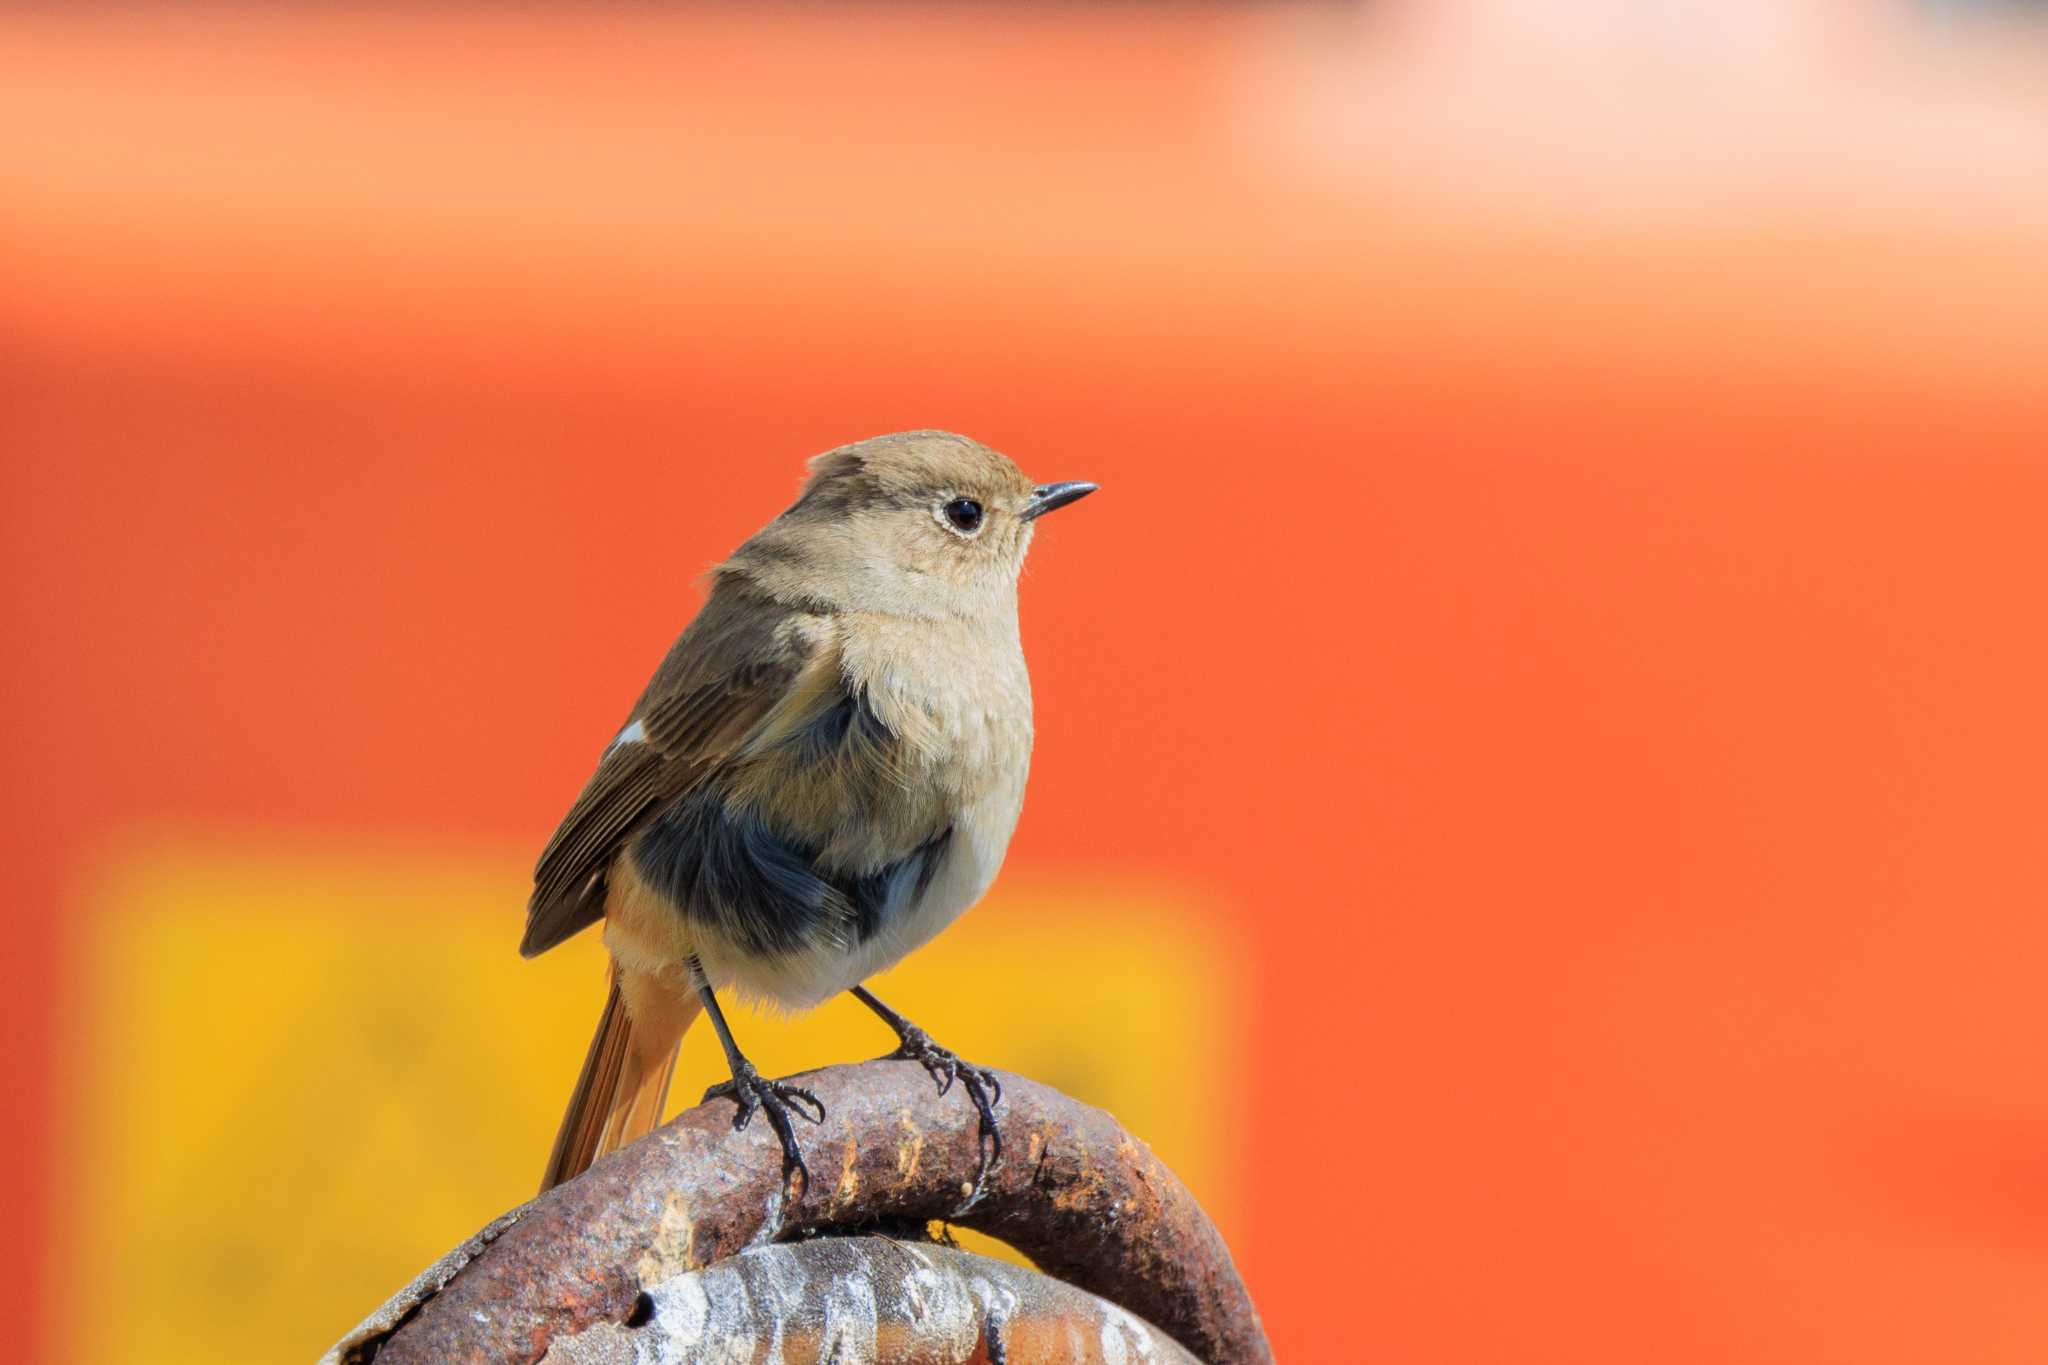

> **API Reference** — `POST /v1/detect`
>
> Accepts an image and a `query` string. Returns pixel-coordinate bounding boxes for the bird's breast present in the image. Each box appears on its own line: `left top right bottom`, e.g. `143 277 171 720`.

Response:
842 609 1033 905
676 611 1033 1008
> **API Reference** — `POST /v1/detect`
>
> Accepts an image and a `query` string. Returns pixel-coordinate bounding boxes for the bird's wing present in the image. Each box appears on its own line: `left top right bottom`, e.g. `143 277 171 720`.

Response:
520 582 840 958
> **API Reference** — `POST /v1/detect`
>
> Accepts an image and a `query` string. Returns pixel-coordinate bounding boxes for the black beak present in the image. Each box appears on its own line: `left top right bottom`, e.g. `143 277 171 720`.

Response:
1020 481 1098 521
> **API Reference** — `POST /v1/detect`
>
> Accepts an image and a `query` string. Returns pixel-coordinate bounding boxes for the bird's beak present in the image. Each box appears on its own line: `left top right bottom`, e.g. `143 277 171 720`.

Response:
1020 481 1098 521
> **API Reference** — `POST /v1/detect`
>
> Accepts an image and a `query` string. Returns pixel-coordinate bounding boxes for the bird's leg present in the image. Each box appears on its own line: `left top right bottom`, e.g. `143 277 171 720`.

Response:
691 958 824 1194
850 986 1004 1172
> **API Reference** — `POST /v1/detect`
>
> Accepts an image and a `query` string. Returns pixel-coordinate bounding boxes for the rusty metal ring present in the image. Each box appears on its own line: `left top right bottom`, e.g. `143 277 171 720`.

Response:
327 1060 1270 1364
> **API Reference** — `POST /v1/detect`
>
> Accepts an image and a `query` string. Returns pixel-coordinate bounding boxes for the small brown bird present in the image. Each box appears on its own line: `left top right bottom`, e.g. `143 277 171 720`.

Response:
523 430 1096 1193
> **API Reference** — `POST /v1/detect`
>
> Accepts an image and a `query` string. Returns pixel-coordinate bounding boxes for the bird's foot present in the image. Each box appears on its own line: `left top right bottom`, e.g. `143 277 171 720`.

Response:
887 1023 1004 1174
703 1061 825 1195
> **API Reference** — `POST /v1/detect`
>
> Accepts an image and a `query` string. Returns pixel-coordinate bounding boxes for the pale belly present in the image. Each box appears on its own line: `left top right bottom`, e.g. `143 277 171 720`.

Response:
717 784 1020 1008
603 783 1022 1011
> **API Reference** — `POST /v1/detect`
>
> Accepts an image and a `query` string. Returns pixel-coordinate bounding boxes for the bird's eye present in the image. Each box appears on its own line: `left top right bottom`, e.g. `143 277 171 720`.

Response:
939 497 985 535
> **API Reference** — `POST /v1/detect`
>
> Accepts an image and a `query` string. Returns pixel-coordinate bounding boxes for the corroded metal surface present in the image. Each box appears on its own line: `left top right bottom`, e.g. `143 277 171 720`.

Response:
532 1236 1203 1364
329 1060 1268 1365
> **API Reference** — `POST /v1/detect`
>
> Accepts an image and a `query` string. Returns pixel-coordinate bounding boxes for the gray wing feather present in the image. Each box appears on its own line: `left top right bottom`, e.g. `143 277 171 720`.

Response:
519 580 822 958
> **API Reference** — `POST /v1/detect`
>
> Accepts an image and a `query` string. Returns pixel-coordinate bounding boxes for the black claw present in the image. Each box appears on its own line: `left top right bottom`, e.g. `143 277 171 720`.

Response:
703 1060 824 1196
783 1085 827 1125
883 1024 1006 1180
959 1066 1003 1170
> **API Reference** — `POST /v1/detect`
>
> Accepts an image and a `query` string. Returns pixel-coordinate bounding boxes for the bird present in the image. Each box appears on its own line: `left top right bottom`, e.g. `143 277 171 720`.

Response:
521 429 1097 1195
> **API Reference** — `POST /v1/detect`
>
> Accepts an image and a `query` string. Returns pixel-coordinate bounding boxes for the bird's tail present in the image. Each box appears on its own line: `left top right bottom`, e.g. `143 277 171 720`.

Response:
538 962 702 1192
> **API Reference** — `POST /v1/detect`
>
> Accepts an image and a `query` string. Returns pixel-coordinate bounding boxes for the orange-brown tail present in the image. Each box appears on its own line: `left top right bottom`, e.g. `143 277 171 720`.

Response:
538 962 703 1192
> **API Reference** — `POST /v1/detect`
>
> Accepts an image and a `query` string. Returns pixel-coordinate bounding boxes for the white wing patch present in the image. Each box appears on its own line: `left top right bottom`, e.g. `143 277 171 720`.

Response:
611 718 648 749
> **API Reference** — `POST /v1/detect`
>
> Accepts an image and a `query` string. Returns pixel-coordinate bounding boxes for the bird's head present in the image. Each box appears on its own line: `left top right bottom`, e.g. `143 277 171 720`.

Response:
734 430 1096 618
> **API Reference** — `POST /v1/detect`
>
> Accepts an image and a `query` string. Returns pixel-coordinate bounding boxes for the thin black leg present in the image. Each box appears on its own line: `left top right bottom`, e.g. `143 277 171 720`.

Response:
691 958 824 1193
850 985 1004 1175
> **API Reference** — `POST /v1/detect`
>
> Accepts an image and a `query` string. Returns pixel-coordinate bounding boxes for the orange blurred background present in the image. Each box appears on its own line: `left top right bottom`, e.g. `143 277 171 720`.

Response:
6 4 2048 1361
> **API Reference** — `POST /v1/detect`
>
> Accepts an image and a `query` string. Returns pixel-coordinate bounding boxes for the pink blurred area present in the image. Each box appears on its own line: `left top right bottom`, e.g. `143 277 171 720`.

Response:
6 4 2048 1362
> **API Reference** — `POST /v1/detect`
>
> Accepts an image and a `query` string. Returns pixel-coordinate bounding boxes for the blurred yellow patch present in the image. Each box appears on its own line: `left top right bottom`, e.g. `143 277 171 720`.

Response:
57 836 1245 1365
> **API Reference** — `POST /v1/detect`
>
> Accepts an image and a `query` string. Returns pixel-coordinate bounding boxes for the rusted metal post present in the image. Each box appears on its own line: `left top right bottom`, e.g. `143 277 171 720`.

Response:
326 1060 1269 1365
